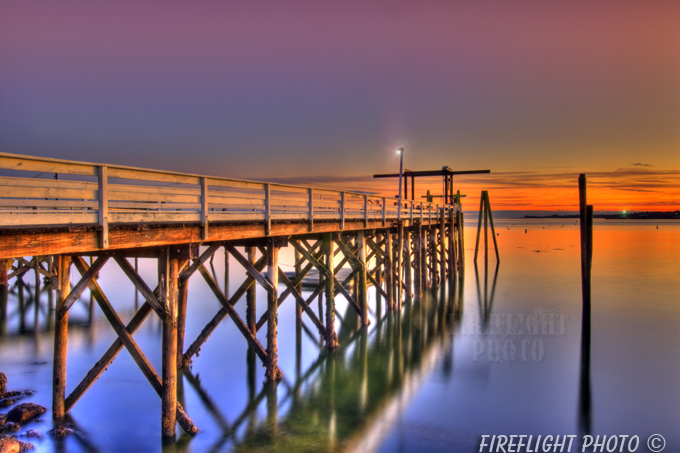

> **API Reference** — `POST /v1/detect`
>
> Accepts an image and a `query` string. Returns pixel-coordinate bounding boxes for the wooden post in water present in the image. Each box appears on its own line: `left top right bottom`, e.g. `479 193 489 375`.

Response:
439 209 446 285
357 231 369 325
397 223 404 309
428 227 437 287
413 222 422 300
294 247 302 321
159 247 179 443
404 227 412 303
579 175 593 319
246 246 257 334
224 247 229 297
323 234 339 348
177 258 189 368
384 229 394 310
52 254 71 420
265 237 283 380
422 226 429 289
474 191 499 263
448 210 456 280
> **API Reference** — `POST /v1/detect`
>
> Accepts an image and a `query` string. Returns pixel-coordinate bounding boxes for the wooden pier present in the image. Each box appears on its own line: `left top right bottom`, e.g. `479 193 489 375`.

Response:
0 152 467 442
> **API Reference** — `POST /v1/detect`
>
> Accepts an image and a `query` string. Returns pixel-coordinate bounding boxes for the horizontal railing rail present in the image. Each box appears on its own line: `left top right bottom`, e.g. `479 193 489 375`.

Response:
0 153 459 247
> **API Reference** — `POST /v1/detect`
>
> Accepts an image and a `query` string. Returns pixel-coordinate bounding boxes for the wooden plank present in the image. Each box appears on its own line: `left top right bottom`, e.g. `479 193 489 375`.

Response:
0 155 97 176
109 212 201 223
0 176 97 190
108 167 199 185
0 212 98 226
0 199 98 209
0 185 97 200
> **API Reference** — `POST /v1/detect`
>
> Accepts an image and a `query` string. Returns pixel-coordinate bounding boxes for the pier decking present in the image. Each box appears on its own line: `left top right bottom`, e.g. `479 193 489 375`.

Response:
0 152 467 442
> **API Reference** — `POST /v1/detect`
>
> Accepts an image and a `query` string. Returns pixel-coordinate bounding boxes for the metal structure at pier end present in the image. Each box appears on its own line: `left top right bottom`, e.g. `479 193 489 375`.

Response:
0 152 472 442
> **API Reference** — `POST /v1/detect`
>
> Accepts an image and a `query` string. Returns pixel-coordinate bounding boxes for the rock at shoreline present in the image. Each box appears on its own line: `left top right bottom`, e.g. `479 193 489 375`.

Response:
0 374 6 395
48 426 73 440
0 424 18 435
5 404 45 425
0 435 19 453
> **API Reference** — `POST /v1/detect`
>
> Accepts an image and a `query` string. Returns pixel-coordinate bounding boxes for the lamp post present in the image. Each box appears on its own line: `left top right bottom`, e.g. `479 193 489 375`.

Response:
397 148 404 201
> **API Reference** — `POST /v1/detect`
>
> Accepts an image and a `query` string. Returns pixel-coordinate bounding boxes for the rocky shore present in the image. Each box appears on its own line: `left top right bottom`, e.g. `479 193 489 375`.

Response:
0 371 62 453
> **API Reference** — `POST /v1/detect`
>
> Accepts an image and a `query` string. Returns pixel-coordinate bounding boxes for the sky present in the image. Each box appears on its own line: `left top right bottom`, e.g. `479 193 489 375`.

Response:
1 1 678 213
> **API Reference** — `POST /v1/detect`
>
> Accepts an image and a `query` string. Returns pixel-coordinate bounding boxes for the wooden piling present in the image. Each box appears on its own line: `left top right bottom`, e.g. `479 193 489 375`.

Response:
159 247 179 443
265 237 283 380
177 260 189 368
0 259 7 287
384 229 394 310
457 209 465 271
224 247 230 297
52 254 71 420
413 222 422 300
323 234 338 348
294 248 302 321
357 231 369 325
404 227 412 303
397 223 404 309
421 225 429 289
439 209 446 285
246 246 257 334
448 210 456 280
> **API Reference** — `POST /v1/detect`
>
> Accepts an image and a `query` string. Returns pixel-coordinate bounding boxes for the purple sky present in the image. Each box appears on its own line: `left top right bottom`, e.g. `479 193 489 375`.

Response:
1 1 678 209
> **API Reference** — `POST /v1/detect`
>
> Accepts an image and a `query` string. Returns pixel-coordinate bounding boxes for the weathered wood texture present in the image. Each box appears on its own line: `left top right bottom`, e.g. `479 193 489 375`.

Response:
0 152 455 259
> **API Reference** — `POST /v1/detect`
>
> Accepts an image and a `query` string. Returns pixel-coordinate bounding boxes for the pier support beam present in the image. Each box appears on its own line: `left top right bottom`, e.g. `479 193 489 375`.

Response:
357 231 369 325
404 227 412 303
246 246 257 334
52 254 71 420
440 210 446 285
159 247 179 443
323 234 338 348
384 230 394 310
413 222 422 300
265 238 283 381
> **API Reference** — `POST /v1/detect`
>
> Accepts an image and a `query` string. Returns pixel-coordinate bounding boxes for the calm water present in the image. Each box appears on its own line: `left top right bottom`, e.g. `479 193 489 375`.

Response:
0 219 678 452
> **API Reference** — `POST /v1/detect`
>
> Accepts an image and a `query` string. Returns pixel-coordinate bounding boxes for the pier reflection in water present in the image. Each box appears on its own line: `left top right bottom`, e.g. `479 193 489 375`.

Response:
176 278 464 453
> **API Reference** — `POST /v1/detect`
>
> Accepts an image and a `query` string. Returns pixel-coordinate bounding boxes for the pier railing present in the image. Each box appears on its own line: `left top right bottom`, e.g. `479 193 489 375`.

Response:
0 152 457 245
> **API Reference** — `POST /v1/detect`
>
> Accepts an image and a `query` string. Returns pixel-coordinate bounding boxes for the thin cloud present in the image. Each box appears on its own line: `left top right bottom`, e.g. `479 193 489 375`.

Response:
630 162 652 167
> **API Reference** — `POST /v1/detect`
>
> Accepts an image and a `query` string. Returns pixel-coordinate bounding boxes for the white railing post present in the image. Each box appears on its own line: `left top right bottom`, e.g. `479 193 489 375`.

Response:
420 201 424 223
200 177 208 240
363 194 368 228
308 188 314 232
264 184 271 236
340 192 345 229
97 165 108 249
410 201 413 222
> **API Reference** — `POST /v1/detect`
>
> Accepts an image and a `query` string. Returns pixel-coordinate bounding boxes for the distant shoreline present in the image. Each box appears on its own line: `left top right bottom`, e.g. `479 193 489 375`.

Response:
523 211 680 220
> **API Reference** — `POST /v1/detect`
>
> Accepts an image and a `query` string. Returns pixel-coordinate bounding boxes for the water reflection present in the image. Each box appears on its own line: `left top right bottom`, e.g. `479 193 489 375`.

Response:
167 283 464 453
474 260 499 333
